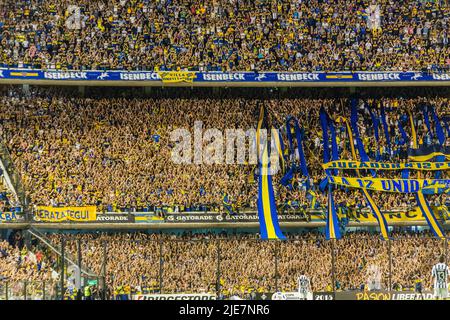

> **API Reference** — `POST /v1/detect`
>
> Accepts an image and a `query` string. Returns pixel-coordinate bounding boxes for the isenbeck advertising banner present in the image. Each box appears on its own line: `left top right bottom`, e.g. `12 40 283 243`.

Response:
2 69 450 84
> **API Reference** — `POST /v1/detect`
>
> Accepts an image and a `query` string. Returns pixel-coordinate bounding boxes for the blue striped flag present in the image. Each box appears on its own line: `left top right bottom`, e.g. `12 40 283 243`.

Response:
325 185 341 240
415 191 446 239
256 106 285 240
361 189 390 240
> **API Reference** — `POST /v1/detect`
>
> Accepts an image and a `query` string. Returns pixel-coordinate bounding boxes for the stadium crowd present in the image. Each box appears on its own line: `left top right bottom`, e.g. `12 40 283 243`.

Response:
1 0 450 72
6 231 444 298
0 231 58 299
0 0 449 304
0 181 19 213
0 86 447 214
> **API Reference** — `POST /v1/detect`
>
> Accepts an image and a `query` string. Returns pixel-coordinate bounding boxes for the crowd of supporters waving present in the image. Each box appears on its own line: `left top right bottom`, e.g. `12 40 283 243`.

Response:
1 231 448 299
0 86 447 214
1 0 450 72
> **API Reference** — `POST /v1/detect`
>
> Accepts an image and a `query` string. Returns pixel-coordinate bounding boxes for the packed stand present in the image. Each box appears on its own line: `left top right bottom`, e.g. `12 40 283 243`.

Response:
44 231 448 298
0 86 448 213
0 231 58 299
0 168 22 214
0 0 450 72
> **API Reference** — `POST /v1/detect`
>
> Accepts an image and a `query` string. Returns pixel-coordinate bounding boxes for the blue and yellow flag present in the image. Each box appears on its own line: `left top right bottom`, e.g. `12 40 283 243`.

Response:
257 144 286 240
415 191 446 239
361 188 390 240
272 128 286 173
256 104 264 154
222 193 235 215
325 185 341 240
256 106 285 240
422 184 449 195
341 110 388 239
306 190 318 209
285 116 309 178
408 111 418 149
408 145 450 162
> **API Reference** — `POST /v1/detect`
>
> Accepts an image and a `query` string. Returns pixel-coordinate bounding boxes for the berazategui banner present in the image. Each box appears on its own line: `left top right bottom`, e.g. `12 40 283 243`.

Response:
34 206 97 222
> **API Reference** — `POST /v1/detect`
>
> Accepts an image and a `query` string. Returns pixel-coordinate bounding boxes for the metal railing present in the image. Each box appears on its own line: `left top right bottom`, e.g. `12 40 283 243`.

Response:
28 228 99 279
0 139 29 215
0 280 59 300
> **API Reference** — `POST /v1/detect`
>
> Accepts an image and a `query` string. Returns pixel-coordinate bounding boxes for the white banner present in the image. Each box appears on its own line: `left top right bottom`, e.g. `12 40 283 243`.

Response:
272 291 313 300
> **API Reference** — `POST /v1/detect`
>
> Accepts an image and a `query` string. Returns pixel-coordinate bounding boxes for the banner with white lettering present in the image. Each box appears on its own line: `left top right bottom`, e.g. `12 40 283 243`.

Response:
163 213 308 223
2 69 450 83
132 294 216 300
334 291 435 300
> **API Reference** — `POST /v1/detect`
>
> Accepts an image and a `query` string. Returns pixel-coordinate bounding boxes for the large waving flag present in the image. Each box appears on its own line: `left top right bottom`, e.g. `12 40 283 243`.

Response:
271 128 286 173
306 190 318 209
256 104 264 153
443 115 450 137
344 104 389 240
408 111 418 149
365 103 381 161
285 116 309 178
256 106 285 240
380 105 391 156
408 145 450 162
422 184 449 195
325 184 341 240
319 108 340 190
415 191 446 239
430 106 446 145
320 108 339 172
350 99 372 163
361 189 390 240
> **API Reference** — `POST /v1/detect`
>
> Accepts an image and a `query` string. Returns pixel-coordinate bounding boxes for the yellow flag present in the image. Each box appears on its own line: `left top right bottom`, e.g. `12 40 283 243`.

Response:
97 18 105 32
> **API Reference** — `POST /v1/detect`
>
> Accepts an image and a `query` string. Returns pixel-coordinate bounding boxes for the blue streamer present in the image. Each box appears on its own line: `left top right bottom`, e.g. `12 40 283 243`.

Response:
443 116 450 137
366 103 381 161
398 120 408 146
320 108 330 165
422 106 434 140
430 106 446 145
380 105 391 156
285 116 309 178
350 99 376 177
320 108 340 176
